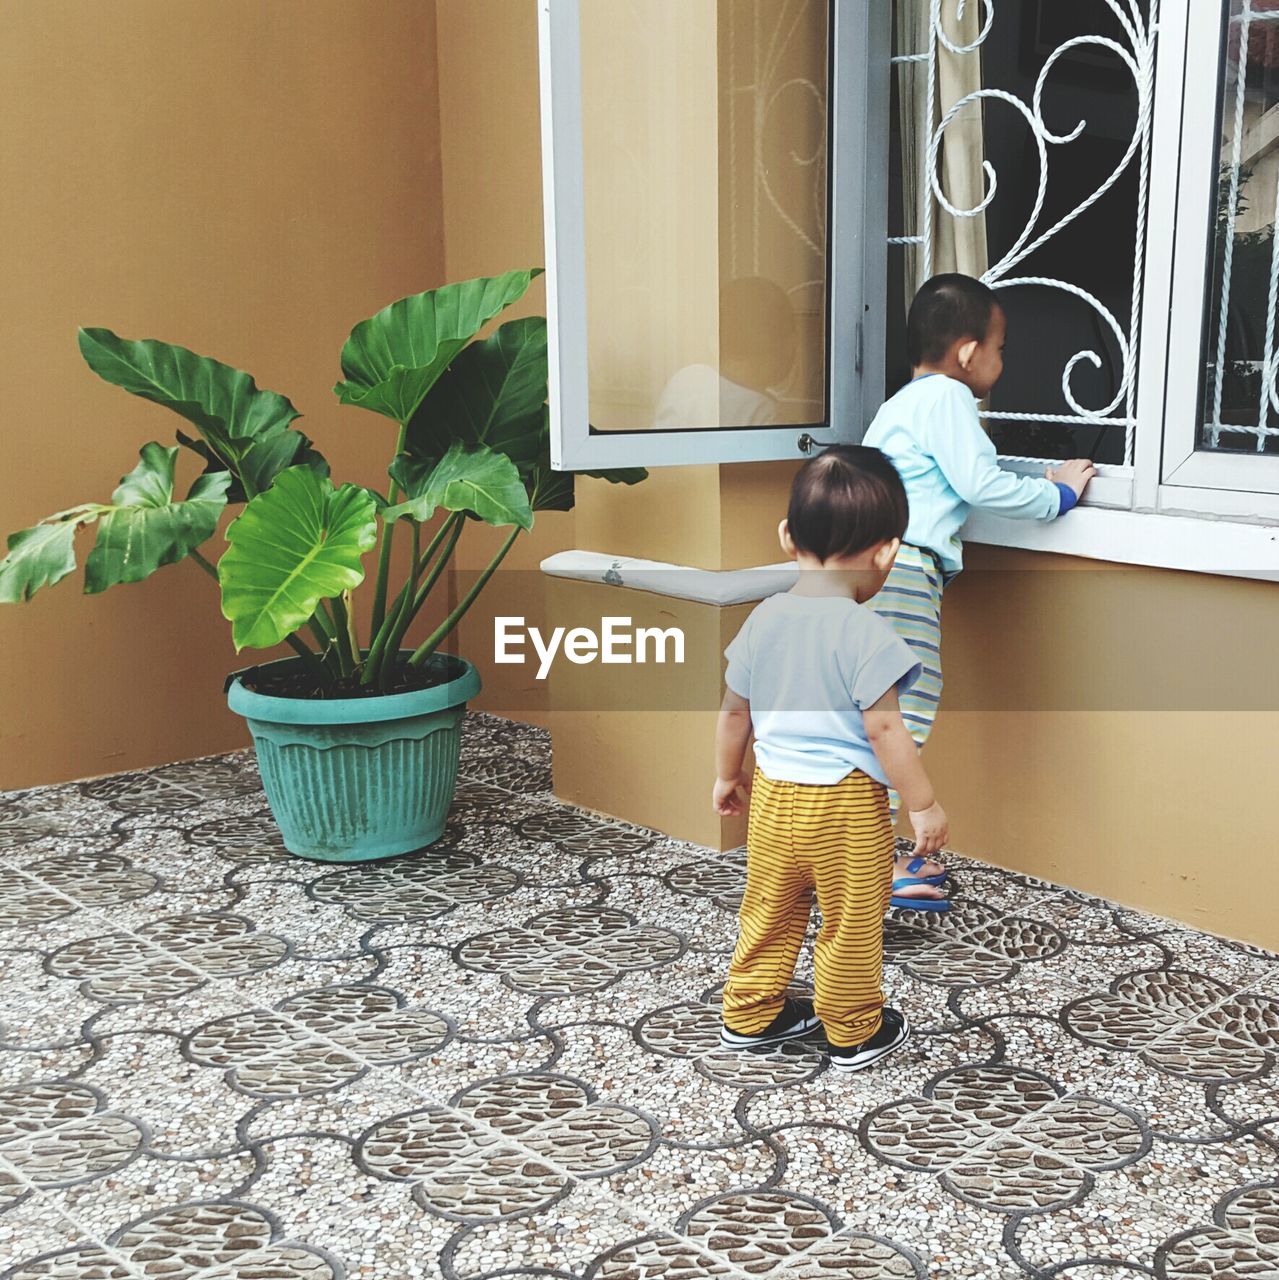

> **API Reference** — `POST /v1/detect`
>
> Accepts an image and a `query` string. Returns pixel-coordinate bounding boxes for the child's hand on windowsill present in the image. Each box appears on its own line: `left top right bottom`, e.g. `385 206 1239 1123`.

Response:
1046 458 1098 498
712 774 751 817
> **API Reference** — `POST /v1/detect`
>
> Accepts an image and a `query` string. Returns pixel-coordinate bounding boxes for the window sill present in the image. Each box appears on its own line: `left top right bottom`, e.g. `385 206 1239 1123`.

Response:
541 505 1279 609
540 550 796 605
962 506 1279 580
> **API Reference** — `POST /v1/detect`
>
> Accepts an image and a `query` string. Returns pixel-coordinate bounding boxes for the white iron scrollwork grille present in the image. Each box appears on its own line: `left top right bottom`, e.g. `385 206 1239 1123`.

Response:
1205 0 1279 456
890 0 1159 468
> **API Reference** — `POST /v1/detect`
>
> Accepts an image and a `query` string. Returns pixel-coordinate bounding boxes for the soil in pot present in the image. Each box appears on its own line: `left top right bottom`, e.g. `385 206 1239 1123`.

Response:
236 654 468 701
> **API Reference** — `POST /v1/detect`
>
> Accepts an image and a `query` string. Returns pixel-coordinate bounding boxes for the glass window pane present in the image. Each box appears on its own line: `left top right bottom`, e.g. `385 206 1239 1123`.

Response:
1200 0 1279 457
579 0 829 432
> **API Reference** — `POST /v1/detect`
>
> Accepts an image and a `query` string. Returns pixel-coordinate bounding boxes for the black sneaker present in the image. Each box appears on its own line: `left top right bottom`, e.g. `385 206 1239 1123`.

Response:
720 997 822 1049
827 1007 910 1073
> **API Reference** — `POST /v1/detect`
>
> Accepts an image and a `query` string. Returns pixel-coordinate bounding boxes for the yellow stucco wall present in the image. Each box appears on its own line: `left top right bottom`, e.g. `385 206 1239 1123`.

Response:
0 0 446 788
432 3 1279 950
434 0 568 729
930 544 1279 949
6 3 1274 953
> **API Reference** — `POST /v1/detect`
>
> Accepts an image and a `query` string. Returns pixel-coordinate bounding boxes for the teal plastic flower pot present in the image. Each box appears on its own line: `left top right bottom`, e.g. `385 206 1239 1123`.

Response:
226 652 481 862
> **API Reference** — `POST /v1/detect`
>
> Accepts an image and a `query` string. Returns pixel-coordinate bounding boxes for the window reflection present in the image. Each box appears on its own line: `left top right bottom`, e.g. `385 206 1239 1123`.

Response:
580 0 828 433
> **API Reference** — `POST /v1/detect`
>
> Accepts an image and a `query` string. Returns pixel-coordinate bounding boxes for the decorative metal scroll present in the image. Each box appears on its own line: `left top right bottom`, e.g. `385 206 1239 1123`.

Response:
892 0 1158 465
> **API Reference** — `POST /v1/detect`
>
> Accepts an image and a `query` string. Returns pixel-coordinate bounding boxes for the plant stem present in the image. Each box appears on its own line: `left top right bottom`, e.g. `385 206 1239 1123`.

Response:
310 606 335 640
363 579 412 687
285 634 332 686
371 522 421 690
321 600 342 640
408 525 521 668
343 589 361 667
373 524 430 696
328 594 356 678
306 616 340 678
378 514 464 683
189 546 221 583
308 605 346 677
410 514 465 616
189 547 330 685
363 512 463 688
370 422 410 636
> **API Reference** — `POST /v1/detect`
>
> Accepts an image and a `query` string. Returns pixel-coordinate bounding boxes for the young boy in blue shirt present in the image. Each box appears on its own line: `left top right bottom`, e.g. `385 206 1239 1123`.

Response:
713 447 948 1071
863 274 1097 908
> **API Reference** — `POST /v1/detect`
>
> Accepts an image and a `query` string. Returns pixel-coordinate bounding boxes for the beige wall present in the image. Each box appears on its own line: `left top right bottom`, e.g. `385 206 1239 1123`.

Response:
929 544 1279 949
7 2 1276 954
427 4 1279 950
434 0 567 729
431 0 816 726
0 0 445 788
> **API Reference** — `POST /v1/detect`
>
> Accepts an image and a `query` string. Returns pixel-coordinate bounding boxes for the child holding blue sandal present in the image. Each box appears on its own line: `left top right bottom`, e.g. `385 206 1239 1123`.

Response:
863 274 1097 911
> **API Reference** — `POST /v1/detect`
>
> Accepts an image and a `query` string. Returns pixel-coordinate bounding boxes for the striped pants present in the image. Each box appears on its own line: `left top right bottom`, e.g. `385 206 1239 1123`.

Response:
868 544 945 819
722 769 894 1047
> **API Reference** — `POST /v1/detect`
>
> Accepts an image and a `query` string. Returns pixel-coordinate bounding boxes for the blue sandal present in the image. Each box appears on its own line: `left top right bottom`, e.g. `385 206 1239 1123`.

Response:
891 857 950 912
896 855 948 887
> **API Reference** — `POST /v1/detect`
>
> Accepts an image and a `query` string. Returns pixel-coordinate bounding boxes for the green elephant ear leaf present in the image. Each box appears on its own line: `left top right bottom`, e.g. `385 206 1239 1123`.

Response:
588 465 649 485
335 269 543 425
236 431 334 499
527 407 647 512
219 466 378 651
528 460 575 513
177 428 328 504
407 316 548 466
0 523 82 603
385 442 533 530
528 462 648 514
384 452 435 507
78 328 310 496
83 443 231 594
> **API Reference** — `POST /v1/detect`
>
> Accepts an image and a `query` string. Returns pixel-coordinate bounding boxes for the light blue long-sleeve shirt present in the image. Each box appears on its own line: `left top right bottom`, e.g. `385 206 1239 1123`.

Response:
862 374 1064 576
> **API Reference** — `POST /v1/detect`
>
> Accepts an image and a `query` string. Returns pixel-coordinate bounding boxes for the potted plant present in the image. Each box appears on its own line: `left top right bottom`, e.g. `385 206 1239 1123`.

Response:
0 269 644 861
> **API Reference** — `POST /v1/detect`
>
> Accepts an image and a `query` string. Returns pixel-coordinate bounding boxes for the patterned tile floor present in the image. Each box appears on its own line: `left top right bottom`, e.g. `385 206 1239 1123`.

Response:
1 714 1278 1279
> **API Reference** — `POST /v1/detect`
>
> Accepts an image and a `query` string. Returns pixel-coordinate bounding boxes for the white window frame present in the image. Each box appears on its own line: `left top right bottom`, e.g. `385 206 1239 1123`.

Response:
537 0 890 470
1152 0 1279 519
538 0 1279 578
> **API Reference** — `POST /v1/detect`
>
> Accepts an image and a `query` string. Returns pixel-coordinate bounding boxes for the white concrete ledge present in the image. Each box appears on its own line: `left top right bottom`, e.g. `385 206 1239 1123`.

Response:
540 550 797 605
541 508 1279 608
962 506 1279 580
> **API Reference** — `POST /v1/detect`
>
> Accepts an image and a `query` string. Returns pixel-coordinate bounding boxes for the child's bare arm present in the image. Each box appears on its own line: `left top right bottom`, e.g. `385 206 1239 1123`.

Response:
713 690 753 817
863 686 949 855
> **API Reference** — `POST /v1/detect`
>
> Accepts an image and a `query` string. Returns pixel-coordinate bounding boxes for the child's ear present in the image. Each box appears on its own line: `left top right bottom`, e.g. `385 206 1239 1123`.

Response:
873 537 901 572
778 519 797 559
957 338 978 370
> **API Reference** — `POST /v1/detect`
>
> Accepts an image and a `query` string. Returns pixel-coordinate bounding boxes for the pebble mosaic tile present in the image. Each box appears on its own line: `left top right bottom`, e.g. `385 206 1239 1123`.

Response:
1 713 1276 1278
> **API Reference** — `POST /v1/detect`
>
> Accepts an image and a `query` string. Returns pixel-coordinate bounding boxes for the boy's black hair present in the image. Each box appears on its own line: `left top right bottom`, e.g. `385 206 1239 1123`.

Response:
907 272 1000 366
787 445 908 562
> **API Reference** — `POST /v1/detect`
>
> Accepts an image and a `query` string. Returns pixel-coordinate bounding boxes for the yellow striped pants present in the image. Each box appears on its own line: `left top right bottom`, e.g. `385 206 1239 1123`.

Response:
722 768 894 1047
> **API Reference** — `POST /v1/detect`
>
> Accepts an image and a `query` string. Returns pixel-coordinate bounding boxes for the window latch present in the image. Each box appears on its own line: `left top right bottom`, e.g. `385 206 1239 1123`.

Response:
796 433 833 455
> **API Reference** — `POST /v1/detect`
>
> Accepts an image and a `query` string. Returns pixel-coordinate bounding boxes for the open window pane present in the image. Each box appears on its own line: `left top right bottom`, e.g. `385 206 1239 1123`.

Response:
540 0 884 469
1201 0 1279 458
581 0 829 434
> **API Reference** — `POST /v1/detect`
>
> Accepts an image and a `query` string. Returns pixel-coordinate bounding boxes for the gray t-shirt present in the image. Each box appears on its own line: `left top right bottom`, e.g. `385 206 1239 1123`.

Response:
724 593 920 786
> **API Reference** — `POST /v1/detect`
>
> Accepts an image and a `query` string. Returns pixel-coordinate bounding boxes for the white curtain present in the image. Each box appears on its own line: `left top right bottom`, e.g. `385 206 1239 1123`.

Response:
895 0 990 308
